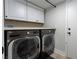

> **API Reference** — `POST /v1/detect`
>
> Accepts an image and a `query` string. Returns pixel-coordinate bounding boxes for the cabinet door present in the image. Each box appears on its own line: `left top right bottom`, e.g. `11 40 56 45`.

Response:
28 3 44 23
5 0 28 21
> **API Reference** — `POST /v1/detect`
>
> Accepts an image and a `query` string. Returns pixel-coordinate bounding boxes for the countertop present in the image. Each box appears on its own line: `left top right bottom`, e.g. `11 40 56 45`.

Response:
4 27 56 30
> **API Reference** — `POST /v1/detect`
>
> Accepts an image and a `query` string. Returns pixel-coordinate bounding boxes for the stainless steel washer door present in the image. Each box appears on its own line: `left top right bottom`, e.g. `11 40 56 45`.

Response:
8 36 40 59
42 34 55 55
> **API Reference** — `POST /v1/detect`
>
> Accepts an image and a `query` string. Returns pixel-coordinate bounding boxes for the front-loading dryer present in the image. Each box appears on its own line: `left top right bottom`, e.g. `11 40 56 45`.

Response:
41 29 55 55
4 30 40 59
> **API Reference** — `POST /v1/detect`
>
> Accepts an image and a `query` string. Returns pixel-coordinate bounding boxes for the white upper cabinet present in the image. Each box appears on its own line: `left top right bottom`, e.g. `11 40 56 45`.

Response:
5 0 28 21
5 0 44 23
27 3 44 23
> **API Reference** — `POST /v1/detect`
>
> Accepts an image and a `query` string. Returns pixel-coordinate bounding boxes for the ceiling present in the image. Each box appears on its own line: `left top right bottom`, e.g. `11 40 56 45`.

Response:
28 0 65 9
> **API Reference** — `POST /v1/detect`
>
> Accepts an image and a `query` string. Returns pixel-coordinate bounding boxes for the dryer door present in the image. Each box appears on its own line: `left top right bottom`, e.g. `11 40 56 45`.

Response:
42 34 55 55
8 36 40 59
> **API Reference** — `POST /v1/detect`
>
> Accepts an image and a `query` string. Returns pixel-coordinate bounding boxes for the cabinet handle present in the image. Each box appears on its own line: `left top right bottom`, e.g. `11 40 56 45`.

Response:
2 47 4 54
5 16 8 17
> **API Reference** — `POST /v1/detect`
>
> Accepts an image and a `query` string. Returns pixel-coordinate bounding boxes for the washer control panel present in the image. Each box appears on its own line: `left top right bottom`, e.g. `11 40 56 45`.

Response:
4 30 39 44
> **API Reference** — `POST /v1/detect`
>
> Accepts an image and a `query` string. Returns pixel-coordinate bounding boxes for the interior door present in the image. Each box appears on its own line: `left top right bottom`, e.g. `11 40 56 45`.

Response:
66 0 77 59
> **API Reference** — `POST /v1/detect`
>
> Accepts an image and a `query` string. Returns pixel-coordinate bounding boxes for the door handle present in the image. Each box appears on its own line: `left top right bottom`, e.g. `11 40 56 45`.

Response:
67 32 71 35
68 28 71 30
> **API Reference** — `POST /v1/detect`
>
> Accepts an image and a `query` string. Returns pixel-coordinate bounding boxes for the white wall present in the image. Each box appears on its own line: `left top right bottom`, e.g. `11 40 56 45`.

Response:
43 0 77 59
43 1 66 53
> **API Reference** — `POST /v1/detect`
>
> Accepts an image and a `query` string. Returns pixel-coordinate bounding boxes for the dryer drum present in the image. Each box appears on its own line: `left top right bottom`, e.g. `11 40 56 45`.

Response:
42 34 55 55
8 36 40 59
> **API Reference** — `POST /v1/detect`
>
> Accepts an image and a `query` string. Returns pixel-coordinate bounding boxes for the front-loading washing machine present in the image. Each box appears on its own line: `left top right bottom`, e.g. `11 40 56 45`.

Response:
4 30 40 59
41 29 55 55
36 29 55 59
